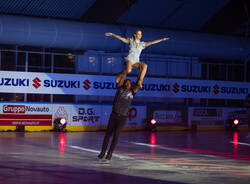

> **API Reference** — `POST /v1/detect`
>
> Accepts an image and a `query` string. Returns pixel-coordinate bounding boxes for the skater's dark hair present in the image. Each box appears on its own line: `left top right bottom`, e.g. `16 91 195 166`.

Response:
124 79 131 84
123 79 131 88
132 29 142 41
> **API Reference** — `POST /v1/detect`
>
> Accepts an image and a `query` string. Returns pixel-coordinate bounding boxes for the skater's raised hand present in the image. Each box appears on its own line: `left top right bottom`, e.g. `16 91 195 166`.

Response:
162 37 170 41
132 82 140 94
105 32 113 36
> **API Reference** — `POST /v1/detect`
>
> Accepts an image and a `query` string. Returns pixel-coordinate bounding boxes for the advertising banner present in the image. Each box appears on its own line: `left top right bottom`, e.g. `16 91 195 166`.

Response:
79 105 146 127
52 104 73 126
188 107 247 126
127 106 146 126
0 103 52 126
152 108 187 125
0 102 146 127
153 110 183 124
1 70 250 99
69 105 102 126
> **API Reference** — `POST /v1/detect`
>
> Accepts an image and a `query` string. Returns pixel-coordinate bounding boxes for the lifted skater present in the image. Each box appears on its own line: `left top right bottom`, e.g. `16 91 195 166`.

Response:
105 29 169 88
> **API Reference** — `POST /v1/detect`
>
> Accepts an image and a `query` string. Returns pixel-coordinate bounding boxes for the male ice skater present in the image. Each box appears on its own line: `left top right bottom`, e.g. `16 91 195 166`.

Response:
246 94 250 138
98 77 139 160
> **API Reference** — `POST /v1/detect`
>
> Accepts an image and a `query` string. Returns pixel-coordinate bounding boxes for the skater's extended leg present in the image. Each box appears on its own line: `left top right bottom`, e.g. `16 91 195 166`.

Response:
98 113 116 159
106 116 127 160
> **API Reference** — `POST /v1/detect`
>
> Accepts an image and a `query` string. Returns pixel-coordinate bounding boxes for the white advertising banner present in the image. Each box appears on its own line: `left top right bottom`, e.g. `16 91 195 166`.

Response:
153 110 184 124
52 104 73 126
1 70 250 99
69 105 102 126
188 107 247 126
150 107 187 125
52 104 146 127
127 106 146 126
83 105 146 127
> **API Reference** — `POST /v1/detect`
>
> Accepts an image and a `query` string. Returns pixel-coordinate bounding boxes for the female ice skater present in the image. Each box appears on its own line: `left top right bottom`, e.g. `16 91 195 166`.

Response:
105 30 169 88
98 78 139 160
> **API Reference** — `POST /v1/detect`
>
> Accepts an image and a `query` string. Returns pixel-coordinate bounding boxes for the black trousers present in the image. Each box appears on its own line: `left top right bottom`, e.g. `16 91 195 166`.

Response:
100 112 127 156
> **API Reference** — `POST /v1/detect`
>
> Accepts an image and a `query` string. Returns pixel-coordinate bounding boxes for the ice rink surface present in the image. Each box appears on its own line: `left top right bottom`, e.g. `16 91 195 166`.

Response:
0 131 249 184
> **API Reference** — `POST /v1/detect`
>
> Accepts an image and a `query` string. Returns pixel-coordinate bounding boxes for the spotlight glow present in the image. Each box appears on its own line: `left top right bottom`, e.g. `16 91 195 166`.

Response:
60 118 66 125
151 119 156 125
233 119 239 125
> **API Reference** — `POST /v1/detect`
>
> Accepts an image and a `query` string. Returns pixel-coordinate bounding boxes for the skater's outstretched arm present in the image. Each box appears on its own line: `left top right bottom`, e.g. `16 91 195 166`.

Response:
105 33 130 44
144 37 169 48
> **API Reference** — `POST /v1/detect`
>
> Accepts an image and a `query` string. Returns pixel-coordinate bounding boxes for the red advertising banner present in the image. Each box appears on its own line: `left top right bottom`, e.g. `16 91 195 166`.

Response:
3 105 26 113
0 114 52 126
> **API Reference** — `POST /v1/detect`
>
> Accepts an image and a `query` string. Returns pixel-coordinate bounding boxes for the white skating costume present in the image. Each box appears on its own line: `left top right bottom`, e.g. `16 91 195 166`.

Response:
125 38 146 65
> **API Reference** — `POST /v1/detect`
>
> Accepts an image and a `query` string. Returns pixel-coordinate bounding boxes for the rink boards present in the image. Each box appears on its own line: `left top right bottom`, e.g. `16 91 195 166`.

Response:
0 102 248 131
